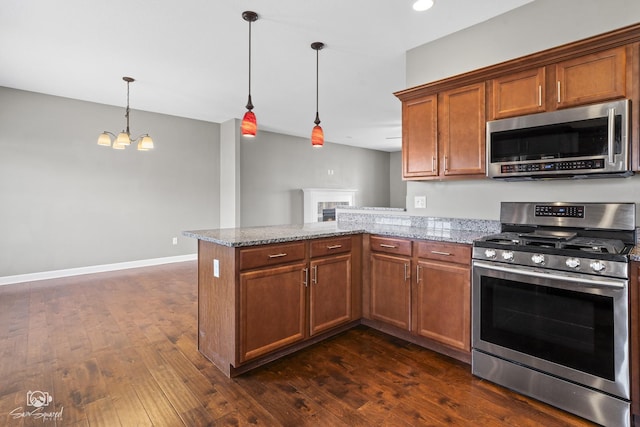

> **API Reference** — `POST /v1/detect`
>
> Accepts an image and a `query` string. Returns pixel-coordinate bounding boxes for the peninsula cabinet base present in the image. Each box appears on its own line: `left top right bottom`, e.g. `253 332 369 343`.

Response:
200 321 360 378
361 318 471 364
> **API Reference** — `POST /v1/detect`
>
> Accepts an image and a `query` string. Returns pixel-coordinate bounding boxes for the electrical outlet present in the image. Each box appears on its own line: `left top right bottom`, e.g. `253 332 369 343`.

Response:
172 237 178 245
213 259 220 278
414 196 427 209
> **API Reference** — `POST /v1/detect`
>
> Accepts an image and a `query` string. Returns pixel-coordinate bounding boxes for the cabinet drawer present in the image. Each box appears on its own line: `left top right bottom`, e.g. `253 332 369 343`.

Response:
416 241 470 265
239 242 306 270
370 236 412 257
310 236 352 258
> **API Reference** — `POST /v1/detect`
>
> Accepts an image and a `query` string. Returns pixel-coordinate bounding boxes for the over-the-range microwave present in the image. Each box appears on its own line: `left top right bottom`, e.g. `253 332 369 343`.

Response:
486 99 632 180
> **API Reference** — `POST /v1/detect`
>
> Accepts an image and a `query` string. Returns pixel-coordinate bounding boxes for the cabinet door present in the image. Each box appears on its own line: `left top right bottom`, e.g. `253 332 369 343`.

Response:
370 253 411 330
415 259 470 351
309 254 352 336
491 67 545 119
556 46 626 108
402 94 438 178
439 83 486 177
239 262 306 363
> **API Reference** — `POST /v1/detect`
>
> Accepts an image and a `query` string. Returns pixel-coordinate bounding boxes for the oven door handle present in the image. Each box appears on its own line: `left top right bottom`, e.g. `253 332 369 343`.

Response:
473 261 626 289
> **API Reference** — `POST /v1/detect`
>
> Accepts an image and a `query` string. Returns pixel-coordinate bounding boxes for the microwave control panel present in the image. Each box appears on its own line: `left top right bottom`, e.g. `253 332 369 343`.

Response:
500 159 605 174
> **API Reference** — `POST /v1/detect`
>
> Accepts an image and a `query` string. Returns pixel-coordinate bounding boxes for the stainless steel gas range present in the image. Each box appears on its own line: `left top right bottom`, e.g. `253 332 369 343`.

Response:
472 202 636 427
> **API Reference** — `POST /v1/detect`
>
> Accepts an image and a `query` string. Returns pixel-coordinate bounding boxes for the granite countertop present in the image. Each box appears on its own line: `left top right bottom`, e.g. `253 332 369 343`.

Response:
630 246 640 262
183 222 365 247
184 222 491 247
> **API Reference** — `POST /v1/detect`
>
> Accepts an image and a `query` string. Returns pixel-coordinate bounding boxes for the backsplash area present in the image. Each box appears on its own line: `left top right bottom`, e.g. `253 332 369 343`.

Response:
336 207 500 234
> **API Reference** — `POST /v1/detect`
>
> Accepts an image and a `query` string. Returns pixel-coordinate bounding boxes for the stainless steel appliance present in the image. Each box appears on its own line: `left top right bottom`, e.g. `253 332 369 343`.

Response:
486 99 631 180
472 202 636 427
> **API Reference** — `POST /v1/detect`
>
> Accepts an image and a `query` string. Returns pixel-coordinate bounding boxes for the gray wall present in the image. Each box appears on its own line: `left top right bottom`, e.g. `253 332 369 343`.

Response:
0 87 220 276
389 151 406 208
404 0 640 220
240 131 391 226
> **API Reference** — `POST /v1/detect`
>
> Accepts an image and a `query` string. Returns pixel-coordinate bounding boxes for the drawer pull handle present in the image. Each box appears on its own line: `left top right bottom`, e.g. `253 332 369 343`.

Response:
268 253 288 258
380 244 397 249
327 244 343 249
431 250 452 256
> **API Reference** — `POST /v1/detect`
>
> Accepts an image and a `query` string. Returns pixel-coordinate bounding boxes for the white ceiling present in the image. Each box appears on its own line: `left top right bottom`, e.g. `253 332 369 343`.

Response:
0 0 532 152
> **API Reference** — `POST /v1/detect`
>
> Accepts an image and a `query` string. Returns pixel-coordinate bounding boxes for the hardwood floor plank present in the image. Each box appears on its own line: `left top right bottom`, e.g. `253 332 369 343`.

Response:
131 375 186 427
0 262 597 426
84 396 121 427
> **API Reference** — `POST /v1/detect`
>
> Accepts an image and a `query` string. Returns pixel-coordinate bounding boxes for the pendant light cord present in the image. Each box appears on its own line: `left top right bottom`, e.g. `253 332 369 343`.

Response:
246 18 254 111
314 47 320 125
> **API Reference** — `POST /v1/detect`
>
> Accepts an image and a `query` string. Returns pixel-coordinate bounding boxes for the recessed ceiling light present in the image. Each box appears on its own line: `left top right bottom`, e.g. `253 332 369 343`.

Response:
413 0 434 12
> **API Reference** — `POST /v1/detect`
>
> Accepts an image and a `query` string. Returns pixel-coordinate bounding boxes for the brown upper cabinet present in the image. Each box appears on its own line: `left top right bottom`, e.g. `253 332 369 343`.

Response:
555 47 626 108
491 47 627 119
491 67 546 119
401 83 485 180
396 23 640 178
403 94 437 178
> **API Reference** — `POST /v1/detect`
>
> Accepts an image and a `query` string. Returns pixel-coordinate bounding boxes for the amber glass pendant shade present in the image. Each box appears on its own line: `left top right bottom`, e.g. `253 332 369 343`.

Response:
241 111 257 137
311 124 324 147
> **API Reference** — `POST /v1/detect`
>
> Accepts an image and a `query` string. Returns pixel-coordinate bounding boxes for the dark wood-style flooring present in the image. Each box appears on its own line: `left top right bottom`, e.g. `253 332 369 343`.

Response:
0 261 595 426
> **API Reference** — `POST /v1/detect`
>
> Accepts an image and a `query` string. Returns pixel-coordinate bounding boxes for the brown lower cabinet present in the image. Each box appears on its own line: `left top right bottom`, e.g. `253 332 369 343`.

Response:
370 252 411 330
364 235 472 362
197 235 361 377
197 232 474 377
239 262 307 363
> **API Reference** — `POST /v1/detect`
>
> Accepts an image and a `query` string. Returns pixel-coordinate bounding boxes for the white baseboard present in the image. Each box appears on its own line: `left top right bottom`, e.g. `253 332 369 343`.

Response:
0 254 198 286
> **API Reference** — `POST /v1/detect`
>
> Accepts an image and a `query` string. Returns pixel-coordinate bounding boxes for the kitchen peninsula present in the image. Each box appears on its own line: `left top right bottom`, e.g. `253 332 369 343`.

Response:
184 210 499 377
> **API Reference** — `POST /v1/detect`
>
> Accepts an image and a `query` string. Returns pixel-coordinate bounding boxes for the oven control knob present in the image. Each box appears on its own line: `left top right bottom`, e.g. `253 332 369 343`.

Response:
501 251 514 261
590 260 606 273
566 258 581 269
531 254 545 265
484 249 497 259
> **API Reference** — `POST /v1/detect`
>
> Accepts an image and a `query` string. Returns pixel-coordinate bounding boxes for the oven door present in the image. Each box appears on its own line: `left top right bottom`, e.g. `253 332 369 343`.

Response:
472 260 629 400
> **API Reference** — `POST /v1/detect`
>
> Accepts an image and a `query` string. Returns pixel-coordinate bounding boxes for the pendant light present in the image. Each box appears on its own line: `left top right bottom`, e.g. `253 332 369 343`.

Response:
241 11 258 137
311 42 325 148
97 77 154 151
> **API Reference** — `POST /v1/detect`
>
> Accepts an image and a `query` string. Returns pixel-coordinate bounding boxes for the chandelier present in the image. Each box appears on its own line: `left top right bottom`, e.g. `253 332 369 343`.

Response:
97 76 154 151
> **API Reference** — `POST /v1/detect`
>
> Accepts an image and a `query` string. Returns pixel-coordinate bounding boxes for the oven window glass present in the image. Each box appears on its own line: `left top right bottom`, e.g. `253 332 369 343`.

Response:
480 276 614 380
490 116 622 162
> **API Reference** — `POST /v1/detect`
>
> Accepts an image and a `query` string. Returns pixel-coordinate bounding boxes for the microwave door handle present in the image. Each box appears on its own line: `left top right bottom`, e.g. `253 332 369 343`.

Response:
608 107 615 165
